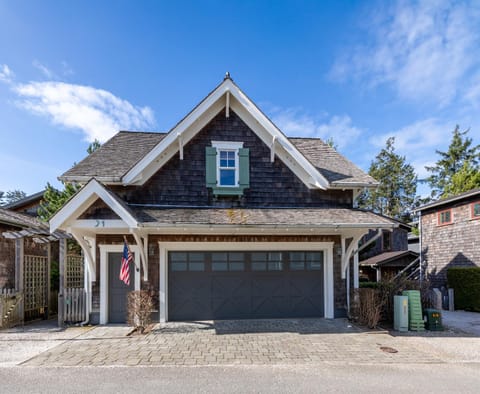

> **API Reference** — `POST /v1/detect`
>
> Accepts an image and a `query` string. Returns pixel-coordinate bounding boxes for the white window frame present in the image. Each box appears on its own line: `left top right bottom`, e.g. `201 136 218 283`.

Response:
212 141 243 187
159 241 334 322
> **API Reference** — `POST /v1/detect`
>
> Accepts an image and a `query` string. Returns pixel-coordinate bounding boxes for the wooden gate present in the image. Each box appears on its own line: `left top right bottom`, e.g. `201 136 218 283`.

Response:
23 255 48 320
64 288 86 322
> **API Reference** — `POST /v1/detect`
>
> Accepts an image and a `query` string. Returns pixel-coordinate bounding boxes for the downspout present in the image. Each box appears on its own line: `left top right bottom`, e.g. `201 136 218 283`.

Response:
419 210 423 283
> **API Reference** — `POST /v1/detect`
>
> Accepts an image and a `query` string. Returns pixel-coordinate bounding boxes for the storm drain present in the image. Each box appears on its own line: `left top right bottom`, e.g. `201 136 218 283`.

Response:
380 346 398 353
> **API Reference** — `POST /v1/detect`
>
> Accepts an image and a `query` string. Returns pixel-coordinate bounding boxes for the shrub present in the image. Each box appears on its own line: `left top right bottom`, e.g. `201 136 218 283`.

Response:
127 290 154 333
357 288 386 329
359 282 379 289
447 267 480 312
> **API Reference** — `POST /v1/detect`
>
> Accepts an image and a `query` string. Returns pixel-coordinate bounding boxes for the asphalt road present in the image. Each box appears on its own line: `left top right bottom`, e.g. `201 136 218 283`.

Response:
1 364 480 393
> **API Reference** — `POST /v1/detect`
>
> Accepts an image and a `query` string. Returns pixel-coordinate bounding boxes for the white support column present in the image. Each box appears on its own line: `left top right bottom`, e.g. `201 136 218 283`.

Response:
159 243 167 322
376 267 382 282
353 249 359 289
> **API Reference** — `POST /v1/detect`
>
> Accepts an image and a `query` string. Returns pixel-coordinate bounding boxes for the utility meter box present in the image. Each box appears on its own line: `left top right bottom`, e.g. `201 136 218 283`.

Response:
424 309 443 331
394 295 409 332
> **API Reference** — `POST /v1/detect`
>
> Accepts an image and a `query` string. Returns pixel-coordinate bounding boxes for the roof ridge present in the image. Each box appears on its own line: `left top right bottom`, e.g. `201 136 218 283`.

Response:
118 130 167 134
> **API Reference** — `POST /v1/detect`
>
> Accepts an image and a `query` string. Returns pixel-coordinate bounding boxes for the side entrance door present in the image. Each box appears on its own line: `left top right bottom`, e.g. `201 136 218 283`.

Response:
108 252 135 323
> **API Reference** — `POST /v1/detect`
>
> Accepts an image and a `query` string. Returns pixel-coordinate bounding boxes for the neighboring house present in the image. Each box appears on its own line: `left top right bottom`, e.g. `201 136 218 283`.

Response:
0 208 65 321
358 222 418 282
50 75 397 324
4 191 45 217
417 188 480 288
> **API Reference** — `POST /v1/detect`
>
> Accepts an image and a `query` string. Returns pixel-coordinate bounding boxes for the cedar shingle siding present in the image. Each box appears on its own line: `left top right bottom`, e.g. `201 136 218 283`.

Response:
111 110 352 208
421 198 480 288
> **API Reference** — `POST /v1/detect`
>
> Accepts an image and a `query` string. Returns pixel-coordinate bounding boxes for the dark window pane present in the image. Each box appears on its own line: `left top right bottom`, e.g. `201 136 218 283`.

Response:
251 253 267 262
306 252 322 262
230 262 245 271
212 262 228 271
170 252 187 262
189 252 205 262
171 262 187 271
475 203 480 217
189 262 205 271
212 252 227 262
252 262 267 271
220 169 235 185
229 252 244 262
268 262 283 271
290 261 304 271
289 252 304 262
307 261 322 271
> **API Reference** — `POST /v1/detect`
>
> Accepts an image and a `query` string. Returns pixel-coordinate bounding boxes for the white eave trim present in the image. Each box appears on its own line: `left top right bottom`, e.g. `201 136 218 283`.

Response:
50 178 138 232
121 79 330 190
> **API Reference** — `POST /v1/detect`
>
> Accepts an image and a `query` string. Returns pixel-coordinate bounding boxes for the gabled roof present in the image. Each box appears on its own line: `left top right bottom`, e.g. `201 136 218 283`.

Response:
61 131 167 183
131 207 397 229
290 138 377 188
0 208 46 229
416 188 480 212
3 191 45 210
359 250 419 267
60 76 377 190
50 178 139 232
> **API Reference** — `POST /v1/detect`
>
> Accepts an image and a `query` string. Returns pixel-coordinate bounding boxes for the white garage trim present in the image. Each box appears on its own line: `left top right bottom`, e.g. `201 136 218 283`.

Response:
158 241 334 322
99 244 141 324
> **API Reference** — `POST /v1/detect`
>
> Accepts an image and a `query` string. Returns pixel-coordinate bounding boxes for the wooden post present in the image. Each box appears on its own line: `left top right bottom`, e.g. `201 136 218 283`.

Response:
46 242 51 319
58 238 66 327
14 238 24 319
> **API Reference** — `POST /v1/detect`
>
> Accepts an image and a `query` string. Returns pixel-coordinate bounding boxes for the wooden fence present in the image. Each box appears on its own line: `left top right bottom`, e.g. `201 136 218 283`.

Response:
0 288 23 328
24 255 48 320
66 254 84 288
64 288 86 323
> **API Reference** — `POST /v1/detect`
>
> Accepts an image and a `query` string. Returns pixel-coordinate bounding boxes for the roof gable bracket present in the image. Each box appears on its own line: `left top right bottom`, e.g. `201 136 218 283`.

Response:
70 230 96 281
131 230 148 281
341 231 366 279
177 133 183 160
226 90 230 118
271 136 276 163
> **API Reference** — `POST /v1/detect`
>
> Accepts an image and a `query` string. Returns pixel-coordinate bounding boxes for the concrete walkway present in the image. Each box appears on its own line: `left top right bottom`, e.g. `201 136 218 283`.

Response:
18 318 468 367
442 310 480 336
3 317 480 368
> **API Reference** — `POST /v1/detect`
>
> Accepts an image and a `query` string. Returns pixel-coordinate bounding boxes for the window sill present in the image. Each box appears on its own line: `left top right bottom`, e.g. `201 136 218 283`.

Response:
212 186 246 196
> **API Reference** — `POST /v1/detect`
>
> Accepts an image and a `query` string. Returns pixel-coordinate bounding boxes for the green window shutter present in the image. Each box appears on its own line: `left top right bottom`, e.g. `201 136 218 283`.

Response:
205 147 217 187
238 148 250 188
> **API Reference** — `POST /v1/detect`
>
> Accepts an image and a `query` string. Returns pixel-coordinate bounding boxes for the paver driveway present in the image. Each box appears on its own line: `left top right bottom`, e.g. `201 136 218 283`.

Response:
21 319 449 367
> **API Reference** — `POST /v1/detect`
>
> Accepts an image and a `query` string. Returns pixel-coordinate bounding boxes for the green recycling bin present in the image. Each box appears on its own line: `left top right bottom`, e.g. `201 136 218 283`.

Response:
424 308 443 331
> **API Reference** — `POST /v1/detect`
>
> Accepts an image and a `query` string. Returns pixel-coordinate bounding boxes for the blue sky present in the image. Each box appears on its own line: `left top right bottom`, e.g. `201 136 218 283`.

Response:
1 0 480 196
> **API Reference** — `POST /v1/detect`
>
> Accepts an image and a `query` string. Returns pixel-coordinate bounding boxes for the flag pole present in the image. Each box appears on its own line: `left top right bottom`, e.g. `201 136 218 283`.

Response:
123 235 140 272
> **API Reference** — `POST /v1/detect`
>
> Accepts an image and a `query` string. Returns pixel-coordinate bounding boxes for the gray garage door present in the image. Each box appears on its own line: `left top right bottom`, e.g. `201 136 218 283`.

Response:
168 251 324 321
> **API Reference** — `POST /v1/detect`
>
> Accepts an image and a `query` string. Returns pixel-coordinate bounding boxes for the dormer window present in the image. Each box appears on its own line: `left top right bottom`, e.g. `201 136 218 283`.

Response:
206 141 249 195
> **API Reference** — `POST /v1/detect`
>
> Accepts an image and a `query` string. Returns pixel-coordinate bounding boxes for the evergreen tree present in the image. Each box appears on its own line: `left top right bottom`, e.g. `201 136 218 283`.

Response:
358 137 417 222
0 190 26 205
38 140 101 221
443 160 480 197
87 139 101 154
424 126 480 198
38 182 80 221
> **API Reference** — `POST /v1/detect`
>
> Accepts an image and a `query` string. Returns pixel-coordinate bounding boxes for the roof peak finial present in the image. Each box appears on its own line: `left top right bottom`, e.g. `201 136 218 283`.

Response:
224 71 232 80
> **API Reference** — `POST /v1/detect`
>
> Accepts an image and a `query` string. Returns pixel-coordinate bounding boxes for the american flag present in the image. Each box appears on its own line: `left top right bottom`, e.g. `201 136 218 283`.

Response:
119 241 133 285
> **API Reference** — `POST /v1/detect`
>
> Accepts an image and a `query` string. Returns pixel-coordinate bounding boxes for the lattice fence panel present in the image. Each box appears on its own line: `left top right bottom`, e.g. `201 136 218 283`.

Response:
66 254 84 288
23 255 48 315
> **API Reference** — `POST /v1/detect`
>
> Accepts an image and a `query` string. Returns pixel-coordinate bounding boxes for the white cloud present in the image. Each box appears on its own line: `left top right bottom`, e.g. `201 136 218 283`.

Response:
33 60 56 79
14 81 155 142
331 0 480 107
270 108 361 149
0 64 13 83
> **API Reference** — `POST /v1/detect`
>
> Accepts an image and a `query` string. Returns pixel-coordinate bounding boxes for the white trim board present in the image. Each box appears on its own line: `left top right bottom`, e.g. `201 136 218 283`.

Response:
158 241 334 322
122 79 330 190
99 244 141 324
50 178 138 232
